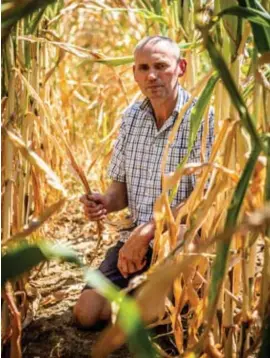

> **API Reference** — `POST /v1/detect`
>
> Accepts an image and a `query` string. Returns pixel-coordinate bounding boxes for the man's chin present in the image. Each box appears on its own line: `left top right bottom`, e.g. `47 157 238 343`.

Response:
148 94 165 101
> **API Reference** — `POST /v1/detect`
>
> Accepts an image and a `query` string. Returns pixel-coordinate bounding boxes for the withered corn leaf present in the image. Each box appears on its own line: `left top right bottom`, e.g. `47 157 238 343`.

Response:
204 33 262 150
208 145 261 309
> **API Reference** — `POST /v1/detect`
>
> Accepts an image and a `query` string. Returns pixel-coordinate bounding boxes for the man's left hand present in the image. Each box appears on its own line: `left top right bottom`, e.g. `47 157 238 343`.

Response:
117 223 154 278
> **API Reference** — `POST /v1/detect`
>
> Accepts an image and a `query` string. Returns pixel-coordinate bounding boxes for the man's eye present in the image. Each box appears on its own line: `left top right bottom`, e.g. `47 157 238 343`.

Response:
138 65 149 71
155 63 167 70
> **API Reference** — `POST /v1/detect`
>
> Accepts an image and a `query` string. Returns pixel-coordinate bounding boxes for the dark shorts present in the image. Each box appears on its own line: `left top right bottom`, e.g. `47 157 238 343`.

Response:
83 240 153 291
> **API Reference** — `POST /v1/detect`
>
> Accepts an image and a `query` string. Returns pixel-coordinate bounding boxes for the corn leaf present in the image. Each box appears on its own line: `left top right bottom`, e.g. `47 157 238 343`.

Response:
207 144 261 321
188 72 219 152
1 0 57 38
203 32 262 150
258 314 270 358
226 145 261 227
94 208 270 358
26 8 46 35
2 241 82 287
169 72 219 201
101 7 168 25
84 269 156 358
265 136 270 234
264 139 270 201
246 0 270 53
2 198 66 245
79 42 198 67
88 56 134 66
3 127 66 194
216 6 270 28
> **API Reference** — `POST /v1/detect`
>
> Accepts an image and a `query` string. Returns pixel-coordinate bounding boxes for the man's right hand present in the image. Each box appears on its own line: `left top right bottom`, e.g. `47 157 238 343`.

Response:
80 193 108 221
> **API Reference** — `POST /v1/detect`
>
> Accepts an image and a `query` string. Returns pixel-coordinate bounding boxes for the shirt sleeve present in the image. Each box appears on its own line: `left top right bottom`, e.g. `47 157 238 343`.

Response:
107 115 127 182
205 106 215 162
190 106 215 189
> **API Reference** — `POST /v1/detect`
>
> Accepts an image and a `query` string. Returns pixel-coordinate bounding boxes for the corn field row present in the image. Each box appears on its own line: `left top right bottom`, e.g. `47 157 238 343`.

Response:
1 0 270 357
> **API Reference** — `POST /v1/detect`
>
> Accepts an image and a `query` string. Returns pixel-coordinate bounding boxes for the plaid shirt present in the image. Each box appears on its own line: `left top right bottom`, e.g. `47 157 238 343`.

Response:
108 85 214 237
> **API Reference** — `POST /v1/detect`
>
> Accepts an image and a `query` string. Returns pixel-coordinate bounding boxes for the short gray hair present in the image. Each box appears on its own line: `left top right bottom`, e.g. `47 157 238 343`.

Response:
134 36 181 60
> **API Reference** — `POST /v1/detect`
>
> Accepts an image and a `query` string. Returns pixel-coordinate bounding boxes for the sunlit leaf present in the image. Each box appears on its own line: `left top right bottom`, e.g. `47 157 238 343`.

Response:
246 0 270 54
1 0 57 38
2 198 66 245
206 144 261 327
2 241 82 286
216 6 270 28
203 32 262 150
3 128 66 194
84 269 156 358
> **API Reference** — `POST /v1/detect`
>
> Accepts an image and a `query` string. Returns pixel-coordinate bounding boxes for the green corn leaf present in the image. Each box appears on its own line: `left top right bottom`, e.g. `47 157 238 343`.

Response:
1 0 57 38
226 146 261 228
265 136 270 203
265 136 270 237
258 314 270 358
203 32 262 150
188 72 219 150
24 15 31 68
139 9 167 24
216 6 270 28
255 0 269 13
150 0 162 16
78 56 134 68
84 268 121 302
84 269 156 358
2 244 46 287
246 0 270 54
26 8 46 35
41 241 83 266
218 1 243 61
169 72 219 201
93 56 134 66
102 8 168 25
79 42 198 68
139 0 152 11
2 241 83 286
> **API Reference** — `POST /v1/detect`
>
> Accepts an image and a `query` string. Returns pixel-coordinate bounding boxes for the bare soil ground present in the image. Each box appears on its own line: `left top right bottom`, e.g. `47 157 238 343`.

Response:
21 200 131 358
9 198 265 358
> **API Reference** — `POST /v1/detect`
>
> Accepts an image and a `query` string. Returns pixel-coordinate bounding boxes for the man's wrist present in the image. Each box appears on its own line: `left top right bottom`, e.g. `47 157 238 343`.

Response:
140 220 156 243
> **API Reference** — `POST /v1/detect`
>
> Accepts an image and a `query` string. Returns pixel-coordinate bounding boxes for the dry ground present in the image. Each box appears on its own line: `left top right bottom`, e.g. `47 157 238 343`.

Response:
20 200 131 358
6 197 264 358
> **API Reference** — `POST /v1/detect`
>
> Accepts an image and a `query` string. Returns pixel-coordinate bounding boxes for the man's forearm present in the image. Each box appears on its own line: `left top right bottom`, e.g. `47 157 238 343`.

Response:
142 201 186 243
105 181 128 213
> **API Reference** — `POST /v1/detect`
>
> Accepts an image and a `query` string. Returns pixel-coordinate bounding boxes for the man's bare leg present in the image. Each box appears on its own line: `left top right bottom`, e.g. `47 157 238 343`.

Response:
73 289 111 328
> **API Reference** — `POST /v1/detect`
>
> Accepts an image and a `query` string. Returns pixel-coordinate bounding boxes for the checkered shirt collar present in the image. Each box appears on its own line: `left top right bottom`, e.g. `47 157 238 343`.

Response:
139 85 185 118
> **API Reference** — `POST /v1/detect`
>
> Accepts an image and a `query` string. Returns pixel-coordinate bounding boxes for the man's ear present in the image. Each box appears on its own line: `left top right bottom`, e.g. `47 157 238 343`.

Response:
178 59 187 77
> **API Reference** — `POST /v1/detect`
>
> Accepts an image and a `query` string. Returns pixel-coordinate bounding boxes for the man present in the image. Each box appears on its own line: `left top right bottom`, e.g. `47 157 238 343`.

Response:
73 36 214 328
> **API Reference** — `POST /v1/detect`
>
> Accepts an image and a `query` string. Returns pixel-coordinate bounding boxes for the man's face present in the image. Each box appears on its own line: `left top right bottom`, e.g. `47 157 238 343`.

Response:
133 41 185 101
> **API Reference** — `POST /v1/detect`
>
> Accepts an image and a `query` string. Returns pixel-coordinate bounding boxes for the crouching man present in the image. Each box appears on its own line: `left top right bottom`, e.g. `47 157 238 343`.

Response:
73 35 214 329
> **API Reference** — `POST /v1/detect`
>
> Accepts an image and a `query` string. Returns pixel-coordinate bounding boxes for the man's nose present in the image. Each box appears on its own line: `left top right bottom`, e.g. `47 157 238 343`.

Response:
147 69 157 81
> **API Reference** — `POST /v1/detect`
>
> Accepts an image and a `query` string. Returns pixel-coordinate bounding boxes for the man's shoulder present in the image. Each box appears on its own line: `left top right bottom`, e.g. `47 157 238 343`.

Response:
178 86 214 118
122 100 147 124
177 86 196 113
123 101 143 116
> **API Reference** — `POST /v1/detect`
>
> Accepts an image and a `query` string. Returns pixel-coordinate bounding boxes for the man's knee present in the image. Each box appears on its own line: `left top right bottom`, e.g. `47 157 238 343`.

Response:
73 289 109 328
